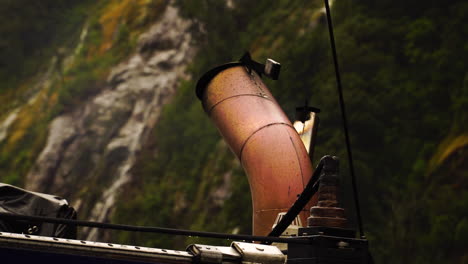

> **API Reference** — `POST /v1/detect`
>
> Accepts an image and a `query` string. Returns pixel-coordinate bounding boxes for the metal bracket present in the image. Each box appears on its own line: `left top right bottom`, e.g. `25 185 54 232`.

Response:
231 242 285 264
295 100 321 124
239 52 281 80
187 244 241 264
188 243 285 264
294 100 321 161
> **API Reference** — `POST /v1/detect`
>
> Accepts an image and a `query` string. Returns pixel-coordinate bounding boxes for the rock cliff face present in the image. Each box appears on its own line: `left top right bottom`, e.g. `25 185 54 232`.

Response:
24 5 195 241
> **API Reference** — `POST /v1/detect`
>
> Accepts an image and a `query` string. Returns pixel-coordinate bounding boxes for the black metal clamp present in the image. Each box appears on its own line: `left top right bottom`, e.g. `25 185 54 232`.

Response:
295 100 321 124
239 52 281 80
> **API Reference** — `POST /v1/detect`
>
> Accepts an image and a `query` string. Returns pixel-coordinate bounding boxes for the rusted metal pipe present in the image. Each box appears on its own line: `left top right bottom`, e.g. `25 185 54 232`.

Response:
197 64 316 236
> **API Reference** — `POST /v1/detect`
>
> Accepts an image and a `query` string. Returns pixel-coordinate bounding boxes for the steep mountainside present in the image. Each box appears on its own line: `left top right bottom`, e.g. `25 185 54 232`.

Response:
0 0 196 241
0 1 467 264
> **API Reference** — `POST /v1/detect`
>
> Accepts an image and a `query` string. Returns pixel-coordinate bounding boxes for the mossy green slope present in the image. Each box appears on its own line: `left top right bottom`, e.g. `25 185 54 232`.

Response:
0 0 166 186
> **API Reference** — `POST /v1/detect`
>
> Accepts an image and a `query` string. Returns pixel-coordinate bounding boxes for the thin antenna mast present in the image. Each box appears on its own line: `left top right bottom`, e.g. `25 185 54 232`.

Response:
323 0 365 238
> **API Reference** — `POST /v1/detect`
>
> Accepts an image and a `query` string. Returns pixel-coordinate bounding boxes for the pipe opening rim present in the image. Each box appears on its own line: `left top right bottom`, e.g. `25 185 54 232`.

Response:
195 62 244 100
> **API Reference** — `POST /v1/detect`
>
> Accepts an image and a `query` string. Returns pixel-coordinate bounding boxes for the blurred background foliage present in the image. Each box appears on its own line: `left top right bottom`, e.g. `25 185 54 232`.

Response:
0 0 467 263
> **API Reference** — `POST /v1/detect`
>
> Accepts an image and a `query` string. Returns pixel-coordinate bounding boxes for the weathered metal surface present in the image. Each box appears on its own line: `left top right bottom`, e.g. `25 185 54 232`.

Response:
198 65 316 236
307 156 347 228
187 244 240 264
0 231 193 264
0 231 286 264
187 242 285 264
231 242 285 264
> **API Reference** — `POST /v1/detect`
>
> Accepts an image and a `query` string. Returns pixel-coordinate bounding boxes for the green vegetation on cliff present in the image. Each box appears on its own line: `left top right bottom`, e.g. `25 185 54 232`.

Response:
0 0 166 186
0 0 92 186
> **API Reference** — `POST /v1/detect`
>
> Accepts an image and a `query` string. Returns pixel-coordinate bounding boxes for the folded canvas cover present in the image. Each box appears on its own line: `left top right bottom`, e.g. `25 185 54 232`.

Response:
0 183 76 238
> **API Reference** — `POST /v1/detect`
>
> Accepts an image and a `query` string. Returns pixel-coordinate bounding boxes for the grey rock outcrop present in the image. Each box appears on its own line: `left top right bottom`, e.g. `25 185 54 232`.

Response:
25 5 195 241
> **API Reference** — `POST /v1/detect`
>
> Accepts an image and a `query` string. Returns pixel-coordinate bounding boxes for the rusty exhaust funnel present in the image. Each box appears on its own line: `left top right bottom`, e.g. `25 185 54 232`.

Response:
196 60 316 236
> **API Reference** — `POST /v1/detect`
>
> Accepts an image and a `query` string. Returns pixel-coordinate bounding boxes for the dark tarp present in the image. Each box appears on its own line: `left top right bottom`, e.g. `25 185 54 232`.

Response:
0 183 77 238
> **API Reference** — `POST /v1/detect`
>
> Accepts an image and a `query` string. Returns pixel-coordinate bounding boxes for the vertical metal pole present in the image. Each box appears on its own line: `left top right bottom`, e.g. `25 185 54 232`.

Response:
323 0 365 238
